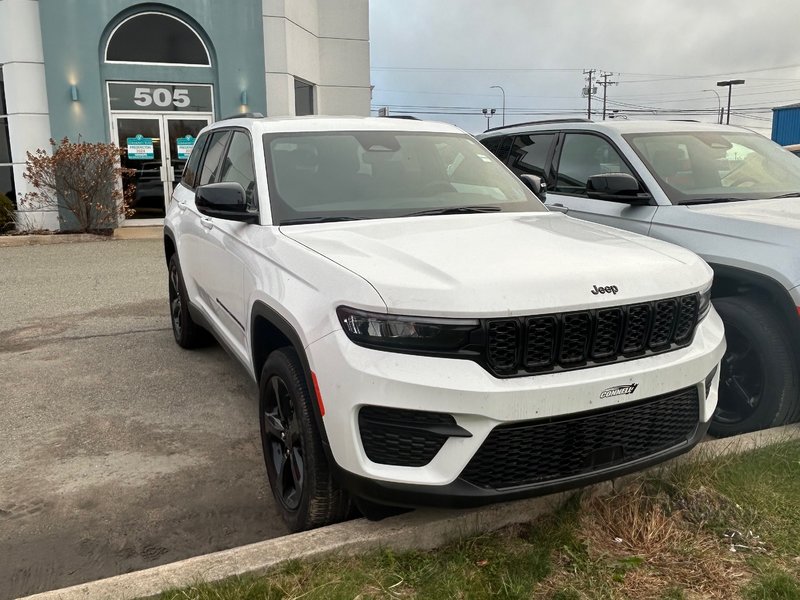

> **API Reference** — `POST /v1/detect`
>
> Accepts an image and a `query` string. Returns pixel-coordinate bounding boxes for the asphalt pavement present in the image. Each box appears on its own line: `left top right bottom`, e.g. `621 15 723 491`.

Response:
0 239 287 599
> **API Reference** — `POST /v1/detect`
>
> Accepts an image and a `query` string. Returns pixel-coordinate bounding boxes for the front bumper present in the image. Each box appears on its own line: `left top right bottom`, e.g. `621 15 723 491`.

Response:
331 417 710 508
307 307 725 503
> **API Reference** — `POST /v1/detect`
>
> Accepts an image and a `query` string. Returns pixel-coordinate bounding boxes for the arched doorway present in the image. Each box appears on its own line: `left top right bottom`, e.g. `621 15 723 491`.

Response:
104 11 215 219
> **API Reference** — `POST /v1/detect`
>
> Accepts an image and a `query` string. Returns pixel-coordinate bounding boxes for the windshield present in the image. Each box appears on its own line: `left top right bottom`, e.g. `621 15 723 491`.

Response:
263 131 545 224
623 131 800 204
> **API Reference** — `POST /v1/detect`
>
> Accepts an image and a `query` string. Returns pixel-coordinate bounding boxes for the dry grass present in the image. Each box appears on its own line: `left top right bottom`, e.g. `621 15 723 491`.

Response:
540 480 751 599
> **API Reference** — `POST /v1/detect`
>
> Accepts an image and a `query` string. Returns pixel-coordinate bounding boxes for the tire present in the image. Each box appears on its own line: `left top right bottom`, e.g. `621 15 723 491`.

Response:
259 347 350 532
709 295 800 437
167 254 210 349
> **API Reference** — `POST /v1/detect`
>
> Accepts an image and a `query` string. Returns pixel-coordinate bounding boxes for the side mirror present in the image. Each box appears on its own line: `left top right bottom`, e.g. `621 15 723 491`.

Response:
195 182 258 223
586 173 651 205
520 174 547 202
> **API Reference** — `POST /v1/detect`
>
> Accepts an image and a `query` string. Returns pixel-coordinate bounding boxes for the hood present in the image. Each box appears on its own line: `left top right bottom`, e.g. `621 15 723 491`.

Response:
687 197 800 229
281 213 711 317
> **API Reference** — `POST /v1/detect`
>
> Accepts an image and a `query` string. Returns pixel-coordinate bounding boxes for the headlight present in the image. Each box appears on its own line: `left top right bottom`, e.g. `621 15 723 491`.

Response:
336 306 480 354
698 282 712 320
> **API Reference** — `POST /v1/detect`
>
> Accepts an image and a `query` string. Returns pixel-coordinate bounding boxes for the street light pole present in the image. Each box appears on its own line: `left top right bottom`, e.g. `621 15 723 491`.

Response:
482 108 496 130
717 79 745 125
490 85 505 126
703 89 722 124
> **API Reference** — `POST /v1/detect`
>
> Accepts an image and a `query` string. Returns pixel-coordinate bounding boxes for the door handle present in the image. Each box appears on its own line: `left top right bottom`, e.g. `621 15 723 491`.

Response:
548 203 569 213
200 216 214 230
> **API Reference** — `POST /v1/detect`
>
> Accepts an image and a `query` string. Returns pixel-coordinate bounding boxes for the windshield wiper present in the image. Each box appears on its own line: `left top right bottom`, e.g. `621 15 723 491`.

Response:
279 216 364 225
770 192 800 199
402 205 502 217
681 197 748 205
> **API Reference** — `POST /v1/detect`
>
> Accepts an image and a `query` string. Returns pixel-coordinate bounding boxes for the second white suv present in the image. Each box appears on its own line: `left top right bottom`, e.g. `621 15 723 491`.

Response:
164 116 725 532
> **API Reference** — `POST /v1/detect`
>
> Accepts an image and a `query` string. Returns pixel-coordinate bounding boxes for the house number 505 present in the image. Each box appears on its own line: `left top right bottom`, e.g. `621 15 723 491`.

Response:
133 87 191 108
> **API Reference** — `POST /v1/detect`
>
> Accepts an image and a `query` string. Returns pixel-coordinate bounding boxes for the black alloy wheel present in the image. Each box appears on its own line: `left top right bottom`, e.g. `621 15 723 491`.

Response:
262 375 305 511
258 348 351 532
710 295 799 437
167 254 209 349
714 321 764 425
168 259 183 340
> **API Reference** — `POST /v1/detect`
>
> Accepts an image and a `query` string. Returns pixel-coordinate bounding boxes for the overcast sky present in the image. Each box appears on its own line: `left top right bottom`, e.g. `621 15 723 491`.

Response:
369 0 800 135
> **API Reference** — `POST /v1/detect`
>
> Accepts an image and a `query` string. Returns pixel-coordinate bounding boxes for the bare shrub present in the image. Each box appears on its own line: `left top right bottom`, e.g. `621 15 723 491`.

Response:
23 137 135 233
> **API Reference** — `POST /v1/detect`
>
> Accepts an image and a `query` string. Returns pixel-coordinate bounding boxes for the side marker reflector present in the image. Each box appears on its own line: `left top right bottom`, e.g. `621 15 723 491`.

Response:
311 371 325 417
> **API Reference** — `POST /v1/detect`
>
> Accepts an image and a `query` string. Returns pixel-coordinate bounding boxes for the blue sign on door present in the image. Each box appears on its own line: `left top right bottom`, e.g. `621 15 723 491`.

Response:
127 133 154 160
176 135 196 160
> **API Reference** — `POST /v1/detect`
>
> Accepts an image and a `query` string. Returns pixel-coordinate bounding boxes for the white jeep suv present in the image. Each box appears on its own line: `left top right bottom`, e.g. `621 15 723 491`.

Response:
164 115 725 532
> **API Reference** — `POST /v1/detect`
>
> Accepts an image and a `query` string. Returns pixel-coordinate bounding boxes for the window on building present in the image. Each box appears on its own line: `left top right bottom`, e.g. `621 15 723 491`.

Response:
0 67 15 208
555 133 633 195
294 79 315 116
105 12 210 66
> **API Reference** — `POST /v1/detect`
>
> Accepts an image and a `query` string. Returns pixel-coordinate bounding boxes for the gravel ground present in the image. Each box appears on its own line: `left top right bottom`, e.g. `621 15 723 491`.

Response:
0 239 287 600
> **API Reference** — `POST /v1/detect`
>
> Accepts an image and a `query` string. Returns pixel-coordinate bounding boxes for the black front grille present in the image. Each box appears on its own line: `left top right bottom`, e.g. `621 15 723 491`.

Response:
487 320 519 372
461 386 699 490
485 294 699 377
359 406 454 467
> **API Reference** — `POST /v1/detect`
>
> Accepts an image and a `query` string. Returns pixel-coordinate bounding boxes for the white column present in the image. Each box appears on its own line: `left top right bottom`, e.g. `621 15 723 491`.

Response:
0 0 57 230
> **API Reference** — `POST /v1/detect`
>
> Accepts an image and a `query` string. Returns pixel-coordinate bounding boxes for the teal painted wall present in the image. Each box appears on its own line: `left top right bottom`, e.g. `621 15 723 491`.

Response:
39 0 266 143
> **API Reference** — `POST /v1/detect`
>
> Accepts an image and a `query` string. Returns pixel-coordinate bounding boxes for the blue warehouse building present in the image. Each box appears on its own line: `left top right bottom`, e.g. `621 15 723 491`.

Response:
771 103 800 146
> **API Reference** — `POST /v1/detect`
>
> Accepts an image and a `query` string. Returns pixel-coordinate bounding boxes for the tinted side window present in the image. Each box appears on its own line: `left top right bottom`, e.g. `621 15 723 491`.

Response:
181 132 209 189
508 134 555 179
481 136 501 154
480 136 512 163
198 131 230 186
218 131 257 207
555 134 633 195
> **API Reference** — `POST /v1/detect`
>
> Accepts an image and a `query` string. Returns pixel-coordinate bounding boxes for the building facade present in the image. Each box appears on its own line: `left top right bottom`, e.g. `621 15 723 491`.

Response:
0 0 370 229
771 103 800 146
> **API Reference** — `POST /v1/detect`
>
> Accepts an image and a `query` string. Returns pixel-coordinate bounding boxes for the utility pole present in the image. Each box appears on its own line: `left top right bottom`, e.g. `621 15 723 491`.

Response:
583 69 597 119
597 72 618 121
490 85 506 126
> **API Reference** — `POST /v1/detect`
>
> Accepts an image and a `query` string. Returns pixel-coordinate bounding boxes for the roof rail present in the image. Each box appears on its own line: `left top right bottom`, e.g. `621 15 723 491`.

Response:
484 118 591 133
381 115 421 120
220 112 265 121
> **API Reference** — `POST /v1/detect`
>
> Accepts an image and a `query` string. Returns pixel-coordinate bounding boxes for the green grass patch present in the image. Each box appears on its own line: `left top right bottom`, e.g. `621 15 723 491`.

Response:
157 439 800 600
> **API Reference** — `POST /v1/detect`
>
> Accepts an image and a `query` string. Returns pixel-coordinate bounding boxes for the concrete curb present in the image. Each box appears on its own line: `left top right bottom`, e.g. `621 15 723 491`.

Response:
0 233 111 247
0 226 161 247
19 424 800 600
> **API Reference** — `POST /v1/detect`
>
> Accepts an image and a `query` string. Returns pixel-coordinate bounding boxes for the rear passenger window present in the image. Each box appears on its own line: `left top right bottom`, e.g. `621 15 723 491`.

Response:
198 131 231 186
218 131 257 207
181 132 209 189
555 133 633 195
508 134 555 180
481 136 512 163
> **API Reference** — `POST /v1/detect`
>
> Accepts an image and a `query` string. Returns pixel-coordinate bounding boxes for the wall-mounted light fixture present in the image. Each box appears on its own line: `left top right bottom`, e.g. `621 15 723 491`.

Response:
69 85 79 101
240 90 248 105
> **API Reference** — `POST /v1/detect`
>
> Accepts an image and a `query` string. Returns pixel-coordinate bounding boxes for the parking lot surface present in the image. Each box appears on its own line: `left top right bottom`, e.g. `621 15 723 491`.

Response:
0 239 287 599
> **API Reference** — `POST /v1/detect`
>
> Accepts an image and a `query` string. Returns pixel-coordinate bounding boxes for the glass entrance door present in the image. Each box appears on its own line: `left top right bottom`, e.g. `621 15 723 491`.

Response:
115 115 165 218
113 114 211 219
